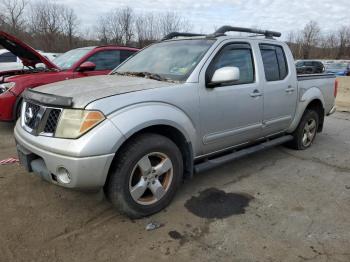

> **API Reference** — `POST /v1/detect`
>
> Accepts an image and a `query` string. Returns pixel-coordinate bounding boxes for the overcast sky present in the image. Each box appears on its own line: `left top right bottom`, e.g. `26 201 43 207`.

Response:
56 0 350 38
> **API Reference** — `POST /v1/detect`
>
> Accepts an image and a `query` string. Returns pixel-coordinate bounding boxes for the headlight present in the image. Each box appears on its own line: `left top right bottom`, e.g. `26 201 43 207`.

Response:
0 82 15 94
55 109 105 139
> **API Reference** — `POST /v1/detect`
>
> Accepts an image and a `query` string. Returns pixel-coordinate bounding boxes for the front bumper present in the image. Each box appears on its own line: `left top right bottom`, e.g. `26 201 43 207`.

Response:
0 91 17 121
14 121 123 190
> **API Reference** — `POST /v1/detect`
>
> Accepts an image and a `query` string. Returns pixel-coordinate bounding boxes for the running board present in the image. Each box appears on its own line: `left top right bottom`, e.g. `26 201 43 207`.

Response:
194 135 293 173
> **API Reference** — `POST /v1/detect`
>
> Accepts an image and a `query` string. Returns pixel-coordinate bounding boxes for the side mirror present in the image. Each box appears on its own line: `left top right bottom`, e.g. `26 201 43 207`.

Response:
209 67 240 87
77 61 96 72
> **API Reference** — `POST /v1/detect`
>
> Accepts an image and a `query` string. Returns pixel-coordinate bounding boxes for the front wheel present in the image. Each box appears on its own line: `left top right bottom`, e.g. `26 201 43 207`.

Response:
287 109 319 150
105 133 183 218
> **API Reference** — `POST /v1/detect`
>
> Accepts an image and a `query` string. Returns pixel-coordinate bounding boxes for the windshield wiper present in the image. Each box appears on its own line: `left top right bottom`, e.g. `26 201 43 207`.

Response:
114 71 174 82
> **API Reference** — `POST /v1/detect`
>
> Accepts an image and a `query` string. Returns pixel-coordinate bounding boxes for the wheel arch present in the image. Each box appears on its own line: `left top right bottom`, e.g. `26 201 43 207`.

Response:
305 99 325 132
105 123 195 190
288 87 325 133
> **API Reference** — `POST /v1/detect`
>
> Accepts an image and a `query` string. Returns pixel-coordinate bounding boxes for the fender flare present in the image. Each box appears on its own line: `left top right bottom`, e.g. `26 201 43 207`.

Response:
287 87 325 133
108 102 199 155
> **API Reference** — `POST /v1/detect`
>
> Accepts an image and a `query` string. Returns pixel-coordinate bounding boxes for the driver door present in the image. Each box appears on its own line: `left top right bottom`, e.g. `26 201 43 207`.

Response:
199 43 264 154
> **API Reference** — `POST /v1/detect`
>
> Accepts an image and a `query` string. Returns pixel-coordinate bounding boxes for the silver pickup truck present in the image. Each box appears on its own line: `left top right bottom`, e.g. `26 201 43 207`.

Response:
15 26 337 218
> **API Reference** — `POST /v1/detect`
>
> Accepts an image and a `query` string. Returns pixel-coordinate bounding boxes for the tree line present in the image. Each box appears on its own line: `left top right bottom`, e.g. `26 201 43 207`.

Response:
0 0 191 52
1 0 349 60
287 21 350 60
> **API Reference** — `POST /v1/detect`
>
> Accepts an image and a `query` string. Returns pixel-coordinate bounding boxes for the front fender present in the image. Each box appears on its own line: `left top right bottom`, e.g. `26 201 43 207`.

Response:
108 102 199 154
287 87 325 133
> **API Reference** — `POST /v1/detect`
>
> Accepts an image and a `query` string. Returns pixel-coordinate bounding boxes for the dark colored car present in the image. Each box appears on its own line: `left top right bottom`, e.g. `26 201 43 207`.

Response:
0 31 138 121
296 60 325 74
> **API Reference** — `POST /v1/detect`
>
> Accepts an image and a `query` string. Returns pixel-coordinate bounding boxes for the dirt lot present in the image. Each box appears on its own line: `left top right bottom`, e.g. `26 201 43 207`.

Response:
337 77 350 112
1 101 350 261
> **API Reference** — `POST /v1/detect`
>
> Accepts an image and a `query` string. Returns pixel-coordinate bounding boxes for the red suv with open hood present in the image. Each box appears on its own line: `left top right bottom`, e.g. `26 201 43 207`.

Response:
0 31 138 121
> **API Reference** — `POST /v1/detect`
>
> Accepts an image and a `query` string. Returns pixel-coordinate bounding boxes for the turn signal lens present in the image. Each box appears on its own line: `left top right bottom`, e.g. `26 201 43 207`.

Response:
55 109 105 139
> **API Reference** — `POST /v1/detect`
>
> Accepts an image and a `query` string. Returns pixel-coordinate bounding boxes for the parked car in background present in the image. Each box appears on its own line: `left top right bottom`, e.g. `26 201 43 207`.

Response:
15 26 337 218
0 49 25 71
296 60 325 74
0 31 138 121
325 62 350 76
0 49 60 71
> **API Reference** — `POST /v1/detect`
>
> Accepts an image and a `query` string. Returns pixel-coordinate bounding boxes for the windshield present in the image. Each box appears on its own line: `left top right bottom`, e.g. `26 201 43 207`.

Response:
113 39 215 81
53 48 92 70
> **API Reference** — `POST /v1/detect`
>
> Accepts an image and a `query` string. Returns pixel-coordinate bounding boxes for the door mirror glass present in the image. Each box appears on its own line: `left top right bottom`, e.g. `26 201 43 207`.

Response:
77 61 96 72
210 67 240 85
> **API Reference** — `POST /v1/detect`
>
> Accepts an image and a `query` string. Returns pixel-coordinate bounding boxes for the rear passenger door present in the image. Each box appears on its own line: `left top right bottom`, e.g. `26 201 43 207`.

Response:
259 44 297 136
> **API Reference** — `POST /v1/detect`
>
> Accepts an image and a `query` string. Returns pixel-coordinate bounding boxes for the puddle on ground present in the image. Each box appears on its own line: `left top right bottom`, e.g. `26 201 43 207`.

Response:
184 188 254 219
168 230 183 240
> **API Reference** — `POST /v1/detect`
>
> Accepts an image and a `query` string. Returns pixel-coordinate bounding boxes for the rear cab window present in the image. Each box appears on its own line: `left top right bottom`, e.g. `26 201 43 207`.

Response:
259 44 288 81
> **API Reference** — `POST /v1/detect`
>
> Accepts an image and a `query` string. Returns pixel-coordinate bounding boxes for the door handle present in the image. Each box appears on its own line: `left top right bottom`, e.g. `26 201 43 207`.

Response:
285 85 295 93
250 89 263 98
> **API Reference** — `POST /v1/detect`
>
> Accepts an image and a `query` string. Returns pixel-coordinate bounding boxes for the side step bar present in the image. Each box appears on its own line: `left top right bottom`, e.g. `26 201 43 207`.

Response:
194 135 293 173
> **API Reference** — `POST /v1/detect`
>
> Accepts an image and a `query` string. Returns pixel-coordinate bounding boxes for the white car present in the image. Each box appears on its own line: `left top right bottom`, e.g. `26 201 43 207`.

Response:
0 49 60 72
0 49 24 71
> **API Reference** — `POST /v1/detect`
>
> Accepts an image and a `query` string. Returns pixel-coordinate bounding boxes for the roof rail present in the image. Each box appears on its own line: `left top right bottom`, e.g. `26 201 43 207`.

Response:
162 32 206 41
214 25 281 38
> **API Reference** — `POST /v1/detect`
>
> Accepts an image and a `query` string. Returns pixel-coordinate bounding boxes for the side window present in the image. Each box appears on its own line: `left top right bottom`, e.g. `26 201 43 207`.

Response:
208 43 255 85
87 50 121 70
0 52 17 63
305 61 313 66
260 44 288 81
120 50 135 63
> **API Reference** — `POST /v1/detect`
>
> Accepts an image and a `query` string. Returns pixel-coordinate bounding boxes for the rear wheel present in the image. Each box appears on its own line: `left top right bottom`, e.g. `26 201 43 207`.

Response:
287 109 319 150
105 133 183 218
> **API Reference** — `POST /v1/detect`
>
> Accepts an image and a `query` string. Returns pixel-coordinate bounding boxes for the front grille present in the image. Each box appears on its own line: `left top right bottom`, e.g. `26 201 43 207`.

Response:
44 109 61 133
25 102 41 129
22 101 62 136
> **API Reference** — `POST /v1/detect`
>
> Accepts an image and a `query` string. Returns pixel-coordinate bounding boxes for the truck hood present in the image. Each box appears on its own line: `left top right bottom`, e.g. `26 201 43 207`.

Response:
34 75 177 108
0 31 59 70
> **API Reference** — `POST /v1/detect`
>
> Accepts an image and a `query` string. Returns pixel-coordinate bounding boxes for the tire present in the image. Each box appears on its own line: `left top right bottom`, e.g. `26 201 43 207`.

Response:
105 133 183 218
287 109 319 150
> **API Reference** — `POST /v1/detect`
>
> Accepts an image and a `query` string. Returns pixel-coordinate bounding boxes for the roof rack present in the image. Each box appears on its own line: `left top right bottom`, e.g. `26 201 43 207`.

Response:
161 26 282 41
214 25 281 38
161 32 206 41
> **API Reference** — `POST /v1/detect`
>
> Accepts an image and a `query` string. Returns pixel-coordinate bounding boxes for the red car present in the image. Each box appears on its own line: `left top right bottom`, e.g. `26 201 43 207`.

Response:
0 31 138 121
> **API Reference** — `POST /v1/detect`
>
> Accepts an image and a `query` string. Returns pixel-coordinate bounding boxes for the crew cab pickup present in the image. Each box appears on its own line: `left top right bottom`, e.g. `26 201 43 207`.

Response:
0 31 138 121
15 26 337 218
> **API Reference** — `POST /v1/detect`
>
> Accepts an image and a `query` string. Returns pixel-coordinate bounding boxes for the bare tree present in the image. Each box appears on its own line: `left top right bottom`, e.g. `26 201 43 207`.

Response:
62 6 79 49
119 7 134 45
301 21 320 59
135 11 192 47
158 11 191 36
28 0 80 51
0 0 28 34
135 13 161 47
336 26 350 59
